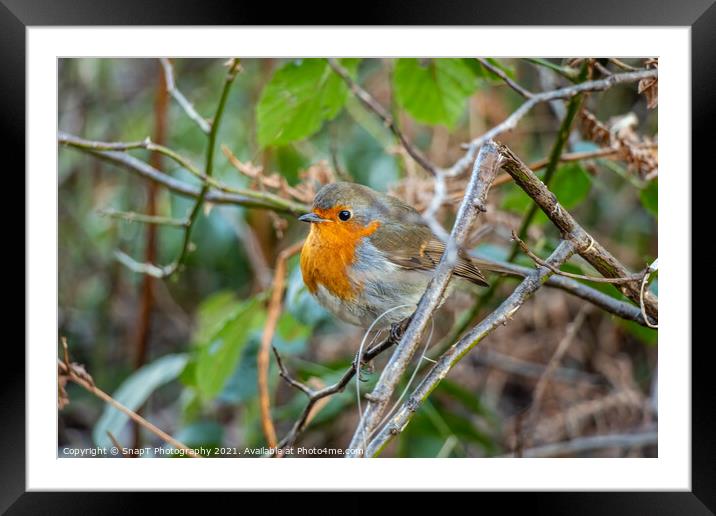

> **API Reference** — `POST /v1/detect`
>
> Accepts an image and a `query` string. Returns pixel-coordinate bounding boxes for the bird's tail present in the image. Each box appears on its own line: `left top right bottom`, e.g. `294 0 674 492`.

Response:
469 257 530 278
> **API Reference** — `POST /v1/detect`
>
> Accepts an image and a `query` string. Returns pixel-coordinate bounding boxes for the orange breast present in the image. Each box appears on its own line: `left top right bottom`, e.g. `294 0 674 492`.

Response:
300 211 379 301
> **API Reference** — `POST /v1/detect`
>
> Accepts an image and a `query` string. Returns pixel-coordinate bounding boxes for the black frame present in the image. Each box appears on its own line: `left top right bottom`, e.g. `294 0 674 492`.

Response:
6 0 710 512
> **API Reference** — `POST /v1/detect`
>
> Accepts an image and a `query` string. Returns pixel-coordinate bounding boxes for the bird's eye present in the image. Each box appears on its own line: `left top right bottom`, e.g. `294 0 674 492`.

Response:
338 210 352 221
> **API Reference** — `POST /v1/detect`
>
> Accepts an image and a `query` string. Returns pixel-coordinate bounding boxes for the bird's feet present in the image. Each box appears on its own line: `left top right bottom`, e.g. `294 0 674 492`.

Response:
390 316 412 343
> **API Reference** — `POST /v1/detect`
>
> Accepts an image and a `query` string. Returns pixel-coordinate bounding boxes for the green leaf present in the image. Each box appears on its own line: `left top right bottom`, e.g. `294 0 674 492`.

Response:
256 58 360 147
436 379 492 420
195 297 265 400
640 179 658 217
549 163 592 209
217 335 260 404
393 58 479 127
619 319 658 346
191 291 242 347
274 310 311 350
93 353 189 449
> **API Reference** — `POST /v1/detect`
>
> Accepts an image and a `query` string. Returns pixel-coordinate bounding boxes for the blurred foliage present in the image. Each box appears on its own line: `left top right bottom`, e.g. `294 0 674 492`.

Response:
59 58 657 458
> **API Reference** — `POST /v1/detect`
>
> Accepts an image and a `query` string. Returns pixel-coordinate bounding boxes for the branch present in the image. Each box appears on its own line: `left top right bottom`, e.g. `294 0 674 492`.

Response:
347 141 503 455
476 58 533 99
511 230 646 284
159 58 211 134
163 58 242 279
364 240 576 457
59 134 308 214
274 327 404 449
257 240 304 449
515 427 657 457
498 143 658 323
327 58 438 177
470 256 650 326
98 208 188 227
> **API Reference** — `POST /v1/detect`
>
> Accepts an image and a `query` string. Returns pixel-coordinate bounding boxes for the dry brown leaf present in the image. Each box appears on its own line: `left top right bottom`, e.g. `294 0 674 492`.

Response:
579 109 658 180
222 144 334 204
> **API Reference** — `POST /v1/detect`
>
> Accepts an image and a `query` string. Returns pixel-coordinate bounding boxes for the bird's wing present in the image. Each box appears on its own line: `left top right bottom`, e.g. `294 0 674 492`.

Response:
368 196 489 287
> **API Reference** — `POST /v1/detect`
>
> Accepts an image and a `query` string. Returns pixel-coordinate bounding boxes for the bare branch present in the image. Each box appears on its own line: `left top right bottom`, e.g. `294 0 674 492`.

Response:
258 240 305 449
274 326 405 449
511 230 646 284
498 143 658 322
98 208 188 227
476 58 533 99
473 256 650 326
59 134 309 215
159 58 211 134
347 141 503 455
327 58 438 177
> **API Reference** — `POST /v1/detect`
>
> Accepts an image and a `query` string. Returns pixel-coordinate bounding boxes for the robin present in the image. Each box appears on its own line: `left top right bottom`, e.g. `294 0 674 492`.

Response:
298 182 489 330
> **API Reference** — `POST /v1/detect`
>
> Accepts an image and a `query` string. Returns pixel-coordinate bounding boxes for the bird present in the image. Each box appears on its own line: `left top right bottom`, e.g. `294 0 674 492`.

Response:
298 182 489 330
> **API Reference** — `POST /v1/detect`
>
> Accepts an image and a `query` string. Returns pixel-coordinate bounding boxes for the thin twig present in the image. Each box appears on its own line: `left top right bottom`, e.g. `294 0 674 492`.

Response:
159 58 211 134
524 58 580 81
476 58 533 98
274 327 404 449
609 58 639 72
327 58 438 177
58 339 197 457
639 259 659 329
511 230 646 285
593 61 613 77
98 209 188 227
257 240 305 449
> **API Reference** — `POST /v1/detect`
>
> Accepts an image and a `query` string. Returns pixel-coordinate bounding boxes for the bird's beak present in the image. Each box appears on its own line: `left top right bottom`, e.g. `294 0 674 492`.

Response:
298 212 329 223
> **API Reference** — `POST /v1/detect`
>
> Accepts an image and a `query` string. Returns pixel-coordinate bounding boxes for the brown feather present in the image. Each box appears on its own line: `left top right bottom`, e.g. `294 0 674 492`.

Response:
367 194 489 287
